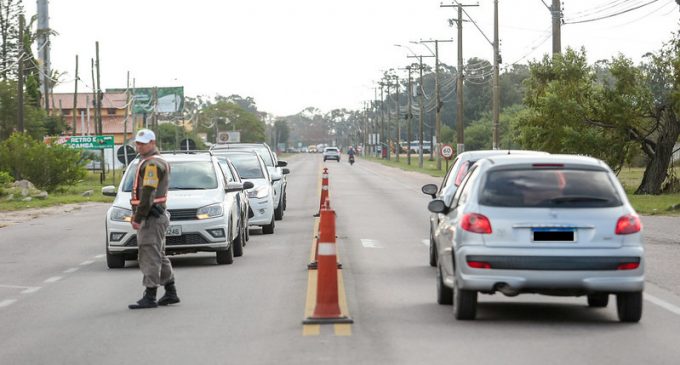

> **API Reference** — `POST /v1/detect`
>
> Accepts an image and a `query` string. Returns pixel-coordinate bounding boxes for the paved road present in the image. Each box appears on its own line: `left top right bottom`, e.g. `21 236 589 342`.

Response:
1 153 680 364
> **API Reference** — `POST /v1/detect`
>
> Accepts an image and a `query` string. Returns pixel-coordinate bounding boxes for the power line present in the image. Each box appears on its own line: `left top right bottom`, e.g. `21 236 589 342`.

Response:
564 0 662 24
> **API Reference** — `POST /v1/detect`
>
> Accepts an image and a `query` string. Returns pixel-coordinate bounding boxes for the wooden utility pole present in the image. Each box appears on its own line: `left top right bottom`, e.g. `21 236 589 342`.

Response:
552 0 562 55
72 55 78 133
492 0 501 149
442 2 477 155
421 39 452 169
406 65 413 165
385 79 391 160
95 41 102 137
394 74 400 162
91 58 97 135
380 83 385 159
17 14 25 133
123 71 130 165
408 55 432 168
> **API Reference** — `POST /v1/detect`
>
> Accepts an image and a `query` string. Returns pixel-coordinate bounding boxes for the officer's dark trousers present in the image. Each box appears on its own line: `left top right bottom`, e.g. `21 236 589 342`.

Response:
137 212 174 288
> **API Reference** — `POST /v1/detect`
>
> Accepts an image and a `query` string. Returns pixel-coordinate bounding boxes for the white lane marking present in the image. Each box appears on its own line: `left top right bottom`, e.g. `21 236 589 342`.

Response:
21 287 41 294
0 284 33 290
0 299 17 308
94 254 104 258
361 239 384 248
645 293 680 316
44 276 62 283
422 239 430 247
64 268 79 274
79 260 94 266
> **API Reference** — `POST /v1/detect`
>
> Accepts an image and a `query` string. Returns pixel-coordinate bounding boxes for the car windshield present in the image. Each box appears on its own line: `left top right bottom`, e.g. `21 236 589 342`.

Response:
225 154 265 179
325 148 338 153
122 160 218 191
221 145 274 167
478 168 622 208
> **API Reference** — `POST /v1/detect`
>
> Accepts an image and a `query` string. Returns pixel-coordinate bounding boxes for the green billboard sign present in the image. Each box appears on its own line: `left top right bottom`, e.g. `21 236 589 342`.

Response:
62 135 115 149
107 86 184 114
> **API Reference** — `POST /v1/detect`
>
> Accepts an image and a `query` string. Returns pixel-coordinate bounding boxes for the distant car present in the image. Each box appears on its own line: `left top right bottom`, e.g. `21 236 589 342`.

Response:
211 143 289 221
422 150 549 267
216 151 278 234
102 152 251 268
427 154 644 322
323 147 340 162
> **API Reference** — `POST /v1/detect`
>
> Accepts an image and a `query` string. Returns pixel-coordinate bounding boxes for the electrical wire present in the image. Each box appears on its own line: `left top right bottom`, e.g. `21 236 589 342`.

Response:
564 0 661 24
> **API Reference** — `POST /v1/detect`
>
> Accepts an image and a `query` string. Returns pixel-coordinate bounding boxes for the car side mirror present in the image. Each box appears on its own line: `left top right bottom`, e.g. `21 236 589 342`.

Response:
225 182 244 193
242 181 254 189
277 160 288 167
427 199 448 214
282 168 290 175
421 183 438 199
102 185 117 197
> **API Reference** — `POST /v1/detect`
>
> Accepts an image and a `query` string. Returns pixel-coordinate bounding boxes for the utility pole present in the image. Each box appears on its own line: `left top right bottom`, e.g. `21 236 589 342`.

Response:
406 65 413 165
72 55 78 133
384 78 392 160
95 41 102 137
421 39 452 169
380 83 385 159
394 74 400 162
123 71 130 166
442 2 477 155
37 0 51 112
408 55 433 168
17 14 25 133
492 0 501 149
551 0 562 55
90 58 97 135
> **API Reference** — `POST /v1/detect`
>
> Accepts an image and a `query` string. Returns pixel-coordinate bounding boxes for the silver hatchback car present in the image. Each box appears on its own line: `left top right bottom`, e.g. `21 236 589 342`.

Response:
428 154 644 322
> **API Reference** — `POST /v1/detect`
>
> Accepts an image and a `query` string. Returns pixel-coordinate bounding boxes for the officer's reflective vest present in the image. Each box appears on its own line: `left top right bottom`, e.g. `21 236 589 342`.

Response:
130 155 169 207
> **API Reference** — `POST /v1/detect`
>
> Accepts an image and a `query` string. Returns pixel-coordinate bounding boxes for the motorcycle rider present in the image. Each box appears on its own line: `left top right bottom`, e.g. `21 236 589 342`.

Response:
347 146 356 164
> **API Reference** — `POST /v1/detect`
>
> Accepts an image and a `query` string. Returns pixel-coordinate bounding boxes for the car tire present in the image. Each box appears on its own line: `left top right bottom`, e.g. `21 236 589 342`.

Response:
233 226 244 257
436 263 453 305
587 293 609 308
274 200 284 221
216 245 234 265
262 216 275 234
283 191 287 211
429 230 437 267
106 251 125 269
453 277 477 320
616 292 643 322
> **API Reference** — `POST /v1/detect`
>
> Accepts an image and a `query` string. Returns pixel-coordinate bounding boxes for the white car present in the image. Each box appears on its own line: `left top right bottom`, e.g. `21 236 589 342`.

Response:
103 153 251 267
215 151 279 234
322 146 340 162
422 150 549 267
428 154 644 322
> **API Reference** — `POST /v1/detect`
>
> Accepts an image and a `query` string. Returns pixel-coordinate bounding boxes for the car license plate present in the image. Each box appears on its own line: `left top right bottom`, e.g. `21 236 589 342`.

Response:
166 225 182 237
532 227 575 242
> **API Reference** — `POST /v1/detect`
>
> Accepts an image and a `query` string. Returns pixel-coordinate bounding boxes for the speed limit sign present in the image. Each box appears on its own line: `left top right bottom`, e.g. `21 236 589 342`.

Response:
440 144 454 160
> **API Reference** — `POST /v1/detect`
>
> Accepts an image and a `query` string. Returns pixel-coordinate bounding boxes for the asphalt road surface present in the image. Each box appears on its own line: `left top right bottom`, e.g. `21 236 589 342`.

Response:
1 153 680 364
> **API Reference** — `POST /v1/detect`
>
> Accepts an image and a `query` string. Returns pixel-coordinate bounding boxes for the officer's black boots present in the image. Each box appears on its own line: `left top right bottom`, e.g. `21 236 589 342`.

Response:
158 281 180 306
128 287 158 309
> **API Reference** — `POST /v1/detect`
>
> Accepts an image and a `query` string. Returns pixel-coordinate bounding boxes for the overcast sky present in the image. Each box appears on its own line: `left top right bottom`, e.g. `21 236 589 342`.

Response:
25 0 680 116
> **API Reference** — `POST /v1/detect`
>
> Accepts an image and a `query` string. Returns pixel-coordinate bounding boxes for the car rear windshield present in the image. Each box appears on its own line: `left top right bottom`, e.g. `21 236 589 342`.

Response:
478 168 623 208
325 148 339 153
225 155 265 179
121 161 217 191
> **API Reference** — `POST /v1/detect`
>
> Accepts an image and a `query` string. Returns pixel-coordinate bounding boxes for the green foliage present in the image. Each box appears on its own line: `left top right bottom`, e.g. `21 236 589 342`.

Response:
0 132 87 192
196 100 265 143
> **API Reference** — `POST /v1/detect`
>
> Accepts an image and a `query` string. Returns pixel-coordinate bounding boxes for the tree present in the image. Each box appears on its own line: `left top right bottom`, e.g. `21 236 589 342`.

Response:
273 119 289 150
0 0 24 80
519 38 680 195
196 99 265 143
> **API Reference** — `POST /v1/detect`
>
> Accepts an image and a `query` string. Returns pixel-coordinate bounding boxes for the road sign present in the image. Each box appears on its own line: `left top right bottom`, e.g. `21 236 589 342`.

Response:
440 144 454 160
117 145 136 165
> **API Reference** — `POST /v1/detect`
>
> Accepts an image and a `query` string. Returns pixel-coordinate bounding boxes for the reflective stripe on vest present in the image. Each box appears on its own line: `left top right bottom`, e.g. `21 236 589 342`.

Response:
130 155 169 207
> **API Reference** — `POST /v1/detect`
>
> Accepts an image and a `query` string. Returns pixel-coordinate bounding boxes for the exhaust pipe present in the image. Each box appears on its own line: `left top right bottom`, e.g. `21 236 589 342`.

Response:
495 283 520 297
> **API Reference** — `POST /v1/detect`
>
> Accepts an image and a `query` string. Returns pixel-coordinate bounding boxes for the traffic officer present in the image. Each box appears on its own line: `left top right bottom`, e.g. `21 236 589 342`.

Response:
128 128 180 309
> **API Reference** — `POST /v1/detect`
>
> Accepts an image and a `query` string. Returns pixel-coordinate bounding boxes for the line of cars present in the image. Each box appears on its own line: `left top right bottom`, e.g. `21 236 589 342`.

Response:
422 150 644 322
103 143 289 268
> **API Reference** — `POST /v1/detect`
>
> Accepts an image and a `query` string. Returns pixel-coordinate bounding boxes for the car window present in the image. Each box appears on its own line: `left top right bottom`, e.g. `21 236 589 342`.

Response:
225 145 274 167
439 156 459 193
454 160 472 186
478 168 623 208
121 162 139 192
217 160 236 183
451 165 480 207
169 161 218 190
226 154 265 179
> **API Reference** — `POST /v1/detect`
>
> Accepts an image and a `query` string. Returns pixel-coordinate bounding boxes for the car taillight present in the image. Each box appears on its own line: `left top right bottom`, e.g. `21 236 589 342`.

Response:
615 214 641 235
461 213 492 234
617 262 640 270
467 261 491 269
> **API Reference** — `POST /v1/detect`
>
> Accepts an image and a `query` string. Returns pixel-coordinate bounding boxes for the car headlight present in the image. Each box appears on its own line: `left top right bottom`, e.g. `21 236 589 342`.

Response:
110 207 133 222
247 186 269 199
197 204 224 219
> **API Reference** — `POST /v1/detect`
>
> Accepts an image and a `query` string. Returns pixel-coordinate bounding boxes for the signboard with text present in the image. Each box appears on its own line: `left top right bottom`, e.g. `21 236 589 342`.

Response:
45 135 115 149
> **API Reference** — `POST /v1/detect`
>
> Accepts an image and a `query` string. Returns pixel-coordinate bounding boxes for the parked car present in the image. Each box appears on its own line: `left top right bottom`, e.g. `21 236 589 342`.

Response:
102 152 251 268
211 143 289 221
422 150 549 267
214 151 278 234
216 156 252 244
427 154 644 322
323 146 340 162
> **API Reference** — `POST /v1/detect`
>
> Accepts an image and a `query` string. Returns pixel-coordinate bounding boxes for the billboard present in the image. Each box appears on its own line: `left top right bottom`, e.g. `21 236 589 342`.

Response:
107 86 184 114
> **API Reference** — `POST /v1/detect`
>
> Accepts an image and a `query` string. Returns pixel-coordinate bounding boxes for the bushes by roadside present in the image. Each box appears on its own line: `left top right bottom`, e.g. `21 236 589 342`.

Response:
0 132 87 193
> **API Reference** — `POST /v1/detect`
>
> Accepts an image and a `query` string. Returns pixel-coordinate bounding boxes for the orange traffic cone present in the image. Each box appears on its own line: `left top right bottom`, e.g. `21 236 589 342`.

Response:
313 168 329 217
303 208 353 324
308 197 338 270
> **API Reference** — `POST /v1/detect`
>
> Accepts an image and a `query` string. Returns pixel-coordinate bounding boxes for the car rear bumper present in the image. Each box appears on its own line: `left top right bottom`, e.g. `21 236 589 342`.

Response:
323 155 340 161
445 246 645 293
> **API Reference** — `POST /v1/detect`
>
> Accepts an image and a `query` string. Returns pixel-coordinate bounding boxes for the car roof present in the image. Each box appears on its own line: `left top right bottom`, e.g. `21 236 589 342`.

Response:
483 154 608 169
211 143 270 150
153 153 213 162
456 149 548 160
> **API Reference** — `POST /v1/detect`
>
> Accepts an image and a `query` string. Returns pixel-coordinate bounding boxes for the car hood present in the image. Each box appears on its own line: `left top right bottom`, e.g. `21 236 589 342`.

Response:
112 189 225 210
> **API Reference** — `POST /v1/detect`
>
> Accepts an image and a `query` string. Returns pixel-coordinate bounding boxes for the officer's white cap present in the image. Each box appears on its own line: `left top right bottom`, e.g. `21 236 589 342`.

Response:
135 129 156 144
